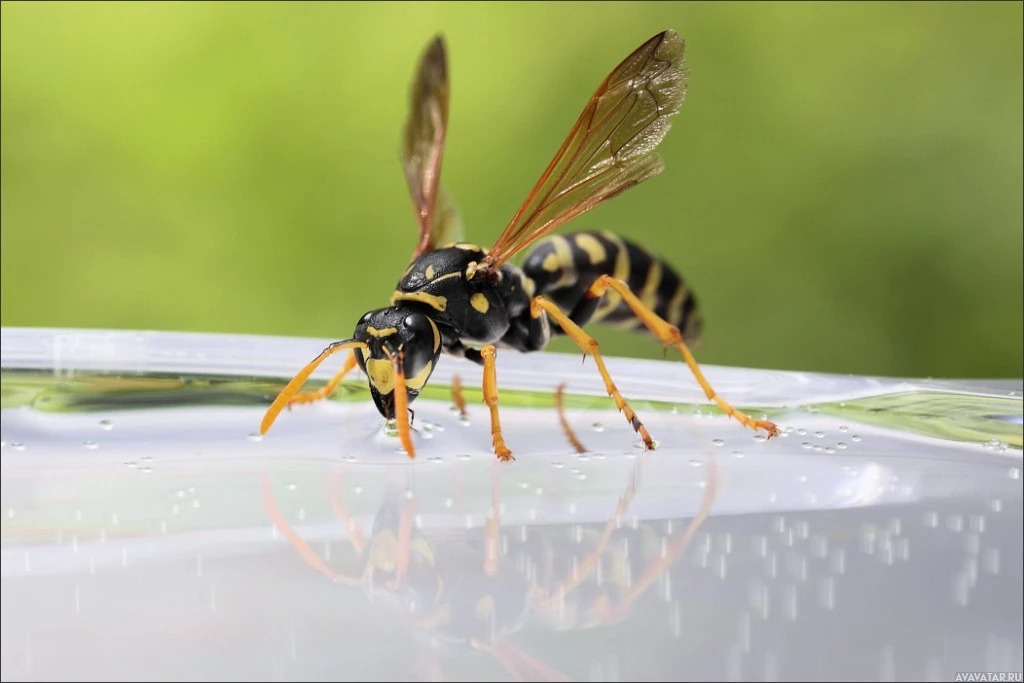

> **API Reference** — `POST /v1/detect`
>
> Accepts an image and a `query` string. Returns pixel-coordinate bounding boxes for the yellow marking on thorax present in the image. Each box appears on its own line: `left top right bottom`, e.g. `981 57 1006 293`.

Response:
424 265 435 280
405 359 434 391
391 290 448 311
667 281 688 328
575 233 607 265
364 357 395 394
592 231 631 320
367 326 397 338
470 292 490 314
640 259 662 310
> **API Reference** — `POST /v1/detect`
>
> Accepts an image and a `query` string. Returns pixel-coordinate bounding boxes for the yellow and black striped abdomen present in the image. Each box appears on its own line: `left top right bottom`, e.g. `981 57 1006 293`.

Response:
520 230 702 343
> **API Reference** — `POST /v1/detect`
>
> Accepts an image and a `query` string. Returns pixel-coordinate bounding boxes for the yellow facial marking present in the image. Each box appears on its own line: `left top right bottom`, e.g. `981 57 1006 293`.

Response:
366 326 397 338
405 359 434 391
575 233 607 265
365 358 395 395
428 316 441 353
391 291 448 311
425 265 435 280
470 292 490 314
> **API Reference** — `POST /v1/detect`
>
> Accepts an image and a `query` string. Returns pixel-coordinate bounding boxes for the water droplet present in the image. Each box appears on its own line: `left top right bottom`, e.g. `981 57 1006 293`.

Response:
550 462 564 469
456 453 472 461
1008 467 1021 481
403 489 414 500
247 432 262 442
812 445 824 453
753 435 767 443
140 466 153 474
712 438 724 447
443 497 454 508
518 481 530 490
535 487 544 495
732 451 745 459
83 441 99 450
801 442 813 450
448 405 461 414
141 455 153 462
838 425 848 433
421 431 434 440
124 461 138 469
192 499 200 509
576 473 588 481
427 456 443 463
824 447 835 454
990 499 1003 513
689 459 702 467
99 420 113 431
797 428 807 436
458 415 471 426
352 485 363 494
670 405 679 415
591 423 605 432
836 442 848 450
12 442 26 451
176 489 187 498
851 434 862 442
814 431 824 439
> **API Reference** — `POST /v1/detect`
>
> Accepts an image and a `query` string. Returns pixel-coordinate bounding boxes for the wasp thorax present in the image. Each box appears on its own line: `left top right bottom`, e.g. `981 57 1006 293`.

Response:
352 306 443 419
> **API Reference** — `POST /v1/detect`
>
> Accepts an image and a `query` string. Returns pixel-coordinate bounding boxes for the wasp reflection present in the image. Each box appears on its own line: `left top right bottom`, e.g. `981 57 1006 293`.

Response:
262 453 719 681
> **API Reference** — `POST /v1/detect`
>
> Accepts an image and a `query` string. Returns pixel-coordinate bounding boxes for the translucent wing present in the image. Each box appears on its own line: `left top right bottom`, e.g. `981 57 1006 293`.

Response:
480 30 687 272
403 34 455 262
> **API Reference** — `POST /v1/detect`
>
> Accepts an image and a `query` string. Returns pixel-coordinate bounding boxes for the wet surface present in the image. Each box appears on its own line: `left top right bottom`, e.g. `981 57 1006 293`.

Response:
2 328 1021 682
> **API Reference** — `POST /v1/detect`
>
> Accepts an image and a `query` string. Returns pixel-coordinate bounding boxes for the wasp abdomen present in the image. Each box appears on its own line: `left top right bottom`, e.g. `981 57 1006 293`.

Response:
521 230 701 343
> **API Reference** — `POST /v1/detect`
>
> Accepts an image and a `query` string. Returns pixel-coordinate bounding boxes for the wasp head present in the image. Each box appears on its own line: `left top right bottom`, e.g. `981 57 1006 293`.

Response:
353 307 443 420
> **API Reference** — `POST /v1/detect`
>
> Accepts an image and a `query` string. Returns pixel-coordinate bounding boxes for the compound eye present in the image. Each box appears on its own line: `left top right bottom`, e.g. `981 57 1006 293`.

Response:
403 313 426 330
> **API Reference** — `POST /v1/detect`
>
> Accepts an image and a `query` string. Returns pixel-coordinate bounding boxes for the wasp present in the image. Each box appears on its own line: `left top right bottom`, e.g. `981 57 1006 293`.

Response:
259 30 781 459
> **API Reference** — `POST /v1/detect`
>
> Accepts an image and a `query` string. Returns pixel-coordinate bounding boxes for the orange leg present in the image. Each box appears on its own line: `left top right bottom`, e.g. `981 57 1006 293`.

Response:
286 351 358 408
554 382 587 454
260 339 368 436
587 275 780 438
531 297 654 449
385 347 416 458
481 345 514 461
450 373 468 419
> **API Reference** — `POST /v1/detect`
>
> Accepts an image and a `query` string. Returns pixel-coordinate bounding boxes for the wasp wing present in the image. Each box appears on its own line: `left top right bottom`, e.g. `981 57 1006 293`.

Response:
403 35 460 262
481 30 687 272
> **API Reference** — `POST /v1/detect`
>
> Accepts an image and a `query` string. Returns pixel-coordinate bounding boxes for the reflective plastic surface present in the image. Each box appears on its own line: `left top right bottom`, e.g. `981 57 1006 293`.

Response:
2 328 1022 682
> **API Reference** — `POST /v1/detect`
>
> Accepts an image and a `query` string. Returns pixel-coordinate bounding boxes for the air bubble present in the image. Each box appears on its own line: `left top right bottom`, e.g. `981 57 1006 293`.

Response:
99 420 113 431
83 441 99 450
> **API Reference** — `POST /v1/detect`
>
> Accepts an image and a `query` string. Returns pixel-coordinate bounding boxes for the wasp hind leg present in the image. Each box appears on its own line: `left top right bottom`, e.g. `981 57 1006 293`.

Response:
586 275 780 438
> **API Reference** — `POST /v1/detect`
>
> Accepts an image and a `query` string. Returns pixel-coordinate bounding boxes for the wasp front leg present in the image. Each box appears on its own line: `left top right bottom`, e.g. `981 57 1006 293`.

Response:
285 350 359 408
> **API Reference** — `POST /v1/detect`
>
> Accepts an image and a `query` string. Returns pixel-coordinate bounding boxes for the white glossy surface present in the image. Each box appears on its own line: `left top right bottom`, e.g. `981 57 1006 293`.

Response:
2 328 1021 682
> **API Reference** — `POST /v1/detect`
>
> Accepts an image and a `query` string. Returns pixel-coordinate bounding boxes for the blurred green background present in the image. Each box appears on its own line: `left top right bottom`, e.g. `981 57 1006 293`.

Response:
1 1 1021 379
